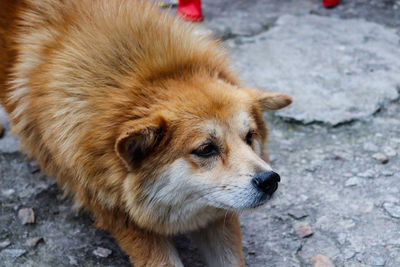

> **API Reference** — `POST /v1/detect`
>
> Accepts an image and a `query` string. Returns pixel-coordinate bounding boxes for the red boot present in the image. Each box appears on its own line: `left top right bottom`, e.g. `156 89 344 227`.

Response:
177 0 203 22
322 0 340 8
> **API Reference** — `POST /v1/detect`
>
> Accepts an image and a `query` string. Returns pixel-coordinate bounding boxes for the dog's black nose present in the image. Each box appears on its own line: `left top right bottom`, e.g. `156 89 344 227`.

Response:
252 171 280 195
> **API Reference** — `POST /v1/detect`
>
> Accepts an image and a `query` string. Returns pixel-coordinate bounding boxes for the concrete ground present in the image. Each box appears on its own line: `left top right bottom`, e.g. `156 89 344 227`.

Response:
1 0 400 266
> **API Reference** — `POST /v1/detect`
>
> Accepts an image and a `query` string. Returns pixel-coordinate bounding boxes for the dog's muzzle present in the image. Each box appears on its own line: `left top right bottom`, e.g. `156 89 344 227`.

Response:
251 171 280 196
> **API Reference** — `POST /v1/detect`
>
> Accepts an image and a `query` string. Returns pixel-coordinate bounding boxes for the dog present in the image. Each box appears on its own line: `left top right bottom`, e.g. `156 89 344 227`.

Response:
0 0 292 266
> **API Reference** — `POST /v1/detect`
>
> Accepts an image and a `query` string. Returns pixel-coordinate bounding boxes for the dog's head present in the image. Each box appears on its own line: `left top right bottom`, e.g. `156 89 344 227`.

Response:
115 77 291 232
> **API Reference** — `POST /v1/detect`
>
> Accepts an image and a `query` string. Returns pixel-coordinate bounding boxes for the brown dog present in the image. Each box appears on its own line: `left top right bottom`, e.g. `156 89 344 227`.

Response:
0 0 291 266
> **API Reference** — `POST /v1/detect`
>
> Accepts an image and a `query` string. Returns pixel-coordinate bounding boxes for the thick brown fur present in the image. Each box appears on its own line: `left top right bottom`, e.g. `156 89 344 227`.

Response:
0 1 291 266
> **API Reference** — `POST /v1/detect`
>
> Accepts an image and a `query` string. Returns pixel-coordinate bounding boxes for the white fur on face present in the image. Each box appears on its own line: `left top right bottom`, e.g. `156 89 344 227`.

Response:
123 160 225 234
156 145 273 213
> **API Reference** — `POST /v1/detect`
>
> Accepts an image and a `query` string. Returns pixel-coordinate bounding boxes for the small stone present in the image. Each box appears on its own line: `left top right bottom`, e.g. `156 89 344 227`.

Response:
338 219 356 229
345 177 361 187
18 208 36 224
305 166 317 172
27 161 40 174
363 142 378 152
361 201 374 214
383 202 400 218
358 169 375 179
269 154 278 163
1 189 15 197
309 254 335 267
0 239 11 249
382 170 394 177
68 256 78 266
248 251 256 255
363 253 386 266
370 256 386 266
344 248 356 260
331 152 345 161
93 247 112 258
294 223 313 238
0 248 26 258
25 237 43 247
383 146 397 157
0 123 4 138
288 208 309 220
372 153 388 164
337 233 347 245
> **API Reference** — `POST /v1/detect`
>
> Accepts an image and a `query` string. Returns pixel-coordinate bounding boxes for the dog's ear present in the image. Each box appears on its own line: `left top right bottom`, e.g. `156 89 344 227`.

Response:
115 115 167 171
244 87 292 111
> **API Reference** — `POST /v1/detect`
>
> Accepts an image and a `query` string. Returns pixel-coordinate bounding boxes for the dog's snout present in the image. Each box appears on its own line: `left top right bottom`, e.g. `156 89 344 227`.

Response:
252 171 280 195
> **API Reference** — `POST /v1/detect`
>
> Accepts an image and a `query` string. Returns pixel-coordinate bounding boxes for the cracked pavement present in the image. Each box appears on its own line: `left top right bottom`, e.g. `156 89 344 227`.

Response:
1 0 400 266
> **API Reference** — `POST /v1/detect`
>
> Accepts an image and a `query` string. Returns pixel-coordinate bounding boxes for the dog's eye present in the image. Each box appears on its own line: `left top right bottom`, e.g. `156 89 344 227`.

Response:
245 130 254 146
192 143 218 158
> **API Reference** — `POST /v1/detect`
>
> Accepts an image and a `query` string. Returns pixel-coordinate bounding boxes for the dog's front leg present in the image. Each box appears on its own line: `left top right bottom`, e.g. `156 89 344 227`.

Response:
96 211 183 267
115 227 183 267
190 212 245 267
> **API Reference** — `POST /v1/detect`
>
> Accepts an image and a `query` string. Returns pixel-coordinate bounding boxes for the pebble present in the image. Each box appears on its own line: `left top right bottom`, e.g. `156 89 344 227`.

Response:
27 161 40 174
93 247 112 258
371 153 388 164
357 169 375 179
382 170 394 177
68 256 78 266
363 142 378 152
370 256 386 266
363 253 386 266
0 248 26 258
331 152 345 161
383 202 400 218
0 239 11 249
305 166 317 172
383 146 397 157
288 208 309 220
18 208 36 225
294 223 313 238
25 237 43 248
1 189 15 197
344 248 356 260
309 254 335 267
0 123 4 138
345 177 361 187
269 154 278 163
361 201 374 214
338 219 356 229
337 233 347 245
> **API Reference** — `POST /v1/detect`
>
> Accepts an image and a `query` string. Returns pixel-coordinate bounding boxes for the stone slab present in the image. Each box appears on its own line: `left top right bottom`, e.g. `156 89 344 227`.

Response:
231 15 400 125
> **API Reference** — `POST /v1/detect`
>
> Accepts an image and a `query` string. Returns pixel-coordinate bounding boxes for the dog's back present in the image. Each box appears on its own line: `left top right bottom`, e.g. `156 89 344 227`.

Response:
0 0 21 113
1 0 238 203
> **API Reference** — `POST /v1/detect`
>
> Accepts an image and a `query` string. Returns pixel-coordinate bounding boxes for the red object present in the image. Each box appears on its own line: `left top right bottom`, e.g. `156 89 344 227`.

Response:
177 0 203 22
322 0 340 8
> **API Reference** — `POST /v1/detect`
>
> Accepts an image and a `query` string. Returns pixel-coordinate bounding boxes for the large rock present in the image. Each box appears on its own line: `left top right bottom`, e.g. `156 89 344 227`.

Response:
202 0 315 39
232 15 400 125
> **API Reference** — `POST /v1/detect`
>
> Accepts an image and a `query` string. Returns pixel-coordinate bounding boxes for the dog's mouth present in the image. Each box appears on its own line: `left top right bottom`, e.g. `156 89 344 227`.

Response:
211 183 278 211
247 188 277 209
